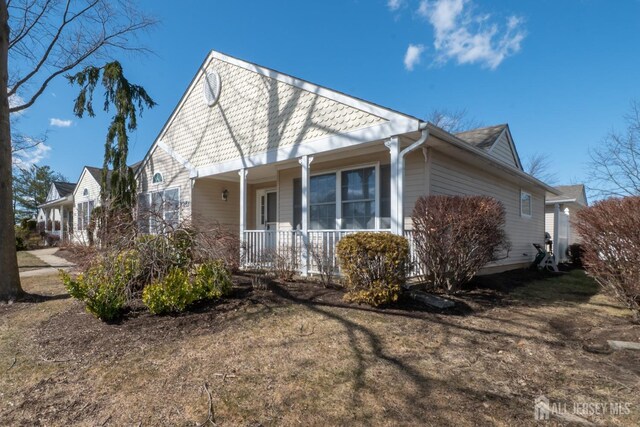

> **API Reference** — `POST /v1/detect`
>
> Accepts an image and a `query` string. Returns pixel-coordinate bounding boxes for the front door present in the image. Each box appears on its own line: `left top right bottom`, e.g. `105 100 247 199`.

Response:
257 189 277 231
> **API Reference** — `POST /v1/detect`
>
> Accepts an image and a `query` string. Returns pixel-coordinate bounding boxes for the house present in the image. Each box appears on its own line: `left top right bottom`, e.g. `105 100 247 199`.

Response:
545 184 589 262
70 166 107 245
37 181 76 242
134 50 558 276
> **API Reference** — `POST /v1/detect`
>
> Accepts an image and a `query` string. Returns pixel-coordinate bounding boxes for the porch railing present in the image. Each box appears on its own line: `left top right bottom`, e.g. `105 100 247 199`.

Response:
243 229 421 278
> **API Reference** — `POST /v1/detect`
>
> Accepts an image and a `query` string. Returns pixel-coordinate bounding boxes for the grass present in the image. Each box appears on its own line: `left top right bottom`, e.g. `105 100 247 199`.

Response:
0 269 638 426
16 251 49 271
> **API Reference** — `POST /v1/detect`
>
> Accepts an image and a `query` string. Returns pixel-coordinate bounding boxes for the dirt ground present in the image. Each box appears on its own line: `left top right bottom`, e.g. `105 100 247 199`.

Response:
1 269 639 426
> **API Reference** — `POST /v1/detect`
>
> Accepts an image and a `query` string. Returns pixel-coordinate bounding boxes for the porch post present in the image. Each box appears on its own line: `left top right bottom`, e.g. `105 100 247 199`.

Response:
44 208 49 235
61 206 65 241
385 137 402 235
299 155 313 277
553 203 560 255
239 168 248 266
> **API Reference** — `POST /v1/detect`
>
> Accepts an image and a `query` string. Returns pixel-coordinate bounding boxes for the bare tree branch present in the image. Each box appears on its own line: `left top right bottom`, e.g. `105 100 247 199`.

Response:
524 152 558 184
7 0 157 114
427 108 483 133
588 100 640 198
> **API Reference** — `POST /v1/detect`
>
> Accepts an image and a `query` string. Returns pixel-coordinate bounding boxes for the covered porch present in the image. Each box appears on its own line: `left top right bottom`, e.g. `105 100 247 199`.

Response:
192 133 429 276
38 197 74 243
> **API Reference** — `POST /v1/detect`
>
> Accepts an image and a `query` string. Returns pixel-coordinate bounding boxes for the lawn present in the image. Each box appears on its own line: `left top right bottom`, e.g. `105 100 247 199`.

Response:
16 251 49 271
1 269 639 426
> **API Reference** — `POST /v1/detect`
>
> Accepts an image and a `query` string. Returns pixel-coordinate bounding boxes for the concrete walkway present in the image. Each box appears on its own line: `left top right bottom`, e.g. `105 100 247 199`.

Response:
20 248 75 277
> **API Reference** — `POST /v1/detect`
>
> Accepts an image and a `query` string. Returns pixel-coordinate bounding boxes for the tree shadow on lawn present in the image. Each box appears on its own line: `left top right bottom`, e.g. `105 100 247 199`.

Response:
264 283 522 423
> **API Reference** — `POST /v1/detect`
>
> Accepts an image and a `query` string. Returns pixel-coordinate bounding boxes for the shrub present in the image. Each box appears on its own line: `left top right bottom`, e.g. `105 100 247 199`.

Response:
142 267 195 314
61 267 127 321
336 232 409 307
568 243 584 267
60 251 140 321
574 197 640 321
193 260 233 300
412 195 510 294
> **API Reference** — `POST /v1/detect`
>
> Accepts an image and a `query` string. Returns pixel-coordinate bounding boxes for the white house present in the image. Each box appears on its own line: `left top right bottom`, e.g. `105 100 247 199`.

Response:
133 50 558 276
37 181 76 242
545 184 589 262
70 166 106 245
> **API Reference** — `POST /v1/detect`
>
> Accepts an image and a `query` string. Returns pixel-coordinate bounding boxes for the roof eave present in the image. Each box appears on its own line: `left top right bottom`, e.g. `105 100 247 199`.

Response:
425 123 561 194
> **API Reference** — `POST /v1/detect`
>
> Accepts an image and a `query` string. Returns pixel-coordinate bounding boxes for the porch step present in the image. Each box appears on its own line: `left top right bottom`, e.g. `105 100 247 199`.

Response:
407 290 455 309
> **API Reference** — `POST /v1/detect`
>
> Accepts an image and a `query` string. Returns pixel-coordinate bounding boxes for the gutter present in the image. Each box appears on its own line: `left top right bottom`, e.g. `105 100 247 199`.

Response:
37 194 74 209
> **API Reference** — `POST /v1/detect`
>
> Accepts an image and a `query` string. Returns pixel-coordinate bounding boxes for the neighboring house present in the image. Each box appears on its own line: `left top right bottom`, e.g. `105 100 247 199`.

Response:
545 184 589 262
71 166 106 244
134 50 558 276
37 181 76 242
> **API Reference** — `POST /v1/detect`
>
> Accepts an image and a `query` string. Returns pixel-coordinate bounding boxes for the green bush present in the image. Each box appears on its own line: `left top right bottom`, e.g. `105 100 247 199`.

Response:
61 268 126 321
336 232 409 307
193 260 233 300
142 267 194 314
60 251 140 321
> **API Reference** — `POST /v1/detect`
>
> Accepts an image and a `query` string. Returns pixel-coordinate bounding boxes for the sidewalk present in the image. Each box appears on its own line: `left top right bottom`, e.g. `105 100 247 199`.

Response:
20 248 75 277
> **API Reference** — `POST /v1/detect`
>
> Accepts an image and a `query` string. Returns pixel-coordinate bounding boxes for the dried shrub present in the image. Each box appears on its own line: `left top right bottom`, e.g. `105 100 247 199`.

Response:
259 246 298 281
336 232 409 307
574 197 640 320
568 243 584 267
412 195 510 294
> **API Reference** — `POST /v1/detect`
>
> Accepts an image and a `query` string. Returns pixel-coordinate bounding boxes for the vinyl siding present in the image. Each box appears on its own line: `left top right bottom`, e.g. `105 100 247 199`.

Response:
430 150 545 267
489 132 518 168
71 169 102 244
138 146 192 220
192 179 239 231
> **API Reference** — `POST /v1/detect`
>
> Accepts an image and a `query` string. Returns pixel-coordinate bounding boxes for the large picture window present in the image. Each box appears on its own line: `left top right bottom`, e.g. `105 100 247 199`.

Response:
309 173 336 230
341 167 375 229
139 188 180 234
293 164 391 231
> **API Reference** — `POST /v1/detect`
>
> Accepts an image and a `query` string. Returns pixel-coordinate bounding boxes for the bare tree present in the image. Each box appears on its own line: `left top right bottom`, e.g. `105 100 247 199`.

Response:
524 152 558 184
427 108 483 133
0 0 156 300
588 100 640 198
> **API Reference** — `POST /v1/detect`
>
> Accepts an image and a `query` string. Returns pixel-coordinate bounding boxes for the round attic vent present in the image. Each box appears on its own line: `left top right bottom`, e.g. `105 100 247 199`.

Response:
203 71 221 107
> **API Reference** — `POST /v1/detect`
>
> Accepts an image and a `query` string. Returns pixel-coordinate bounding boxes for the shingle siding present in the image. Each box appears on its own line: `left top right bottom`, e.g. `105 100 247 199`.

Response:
161 57 387 170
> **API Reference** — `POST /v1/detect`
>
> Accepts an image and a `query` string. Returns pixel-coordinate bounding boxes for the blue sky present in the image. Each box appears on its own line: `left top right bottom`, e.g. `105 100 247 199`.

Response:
11 0 640 192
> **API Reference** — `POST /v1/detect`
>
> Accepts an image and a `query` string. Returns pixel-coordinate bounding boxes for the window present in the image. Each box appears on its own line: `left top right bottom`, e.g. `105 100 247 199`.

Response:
341 167 375 229
152 172 163 184
521 191 532 217
138 188 180 234
309 173 336 229
76 200 94 230
82 188 89 197
292 164 391 231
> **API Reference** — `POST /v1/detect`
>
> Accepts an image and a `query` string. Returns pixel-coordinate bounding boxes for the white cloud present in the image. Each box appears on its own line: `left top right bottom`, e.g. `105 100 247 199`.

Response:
8 93 25 115
388 0 405 11
12 141 52 169
417 0 526 70
404 44 426 71
49 118 73 128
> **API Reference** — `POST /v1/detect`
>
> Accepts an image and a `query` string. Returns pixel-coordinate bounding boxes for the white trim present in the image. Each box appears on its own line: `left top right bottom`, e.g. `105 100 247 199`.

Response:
197 121 410 178
139 186 182 235
156 141 198 178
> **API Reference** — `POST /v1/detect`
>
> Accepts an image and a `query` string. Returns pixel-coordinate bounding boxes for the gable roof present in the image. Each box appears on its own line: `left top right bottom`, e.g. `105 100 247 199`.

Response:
135 49 421 179
547 184 588 205
455 124 507 149
53 181 76 197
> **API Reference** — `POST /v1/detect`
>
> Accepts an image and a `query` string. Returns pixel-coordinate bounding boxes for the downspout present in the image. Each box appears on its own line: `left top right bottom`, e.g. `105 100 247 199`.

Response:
396 122 429 234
